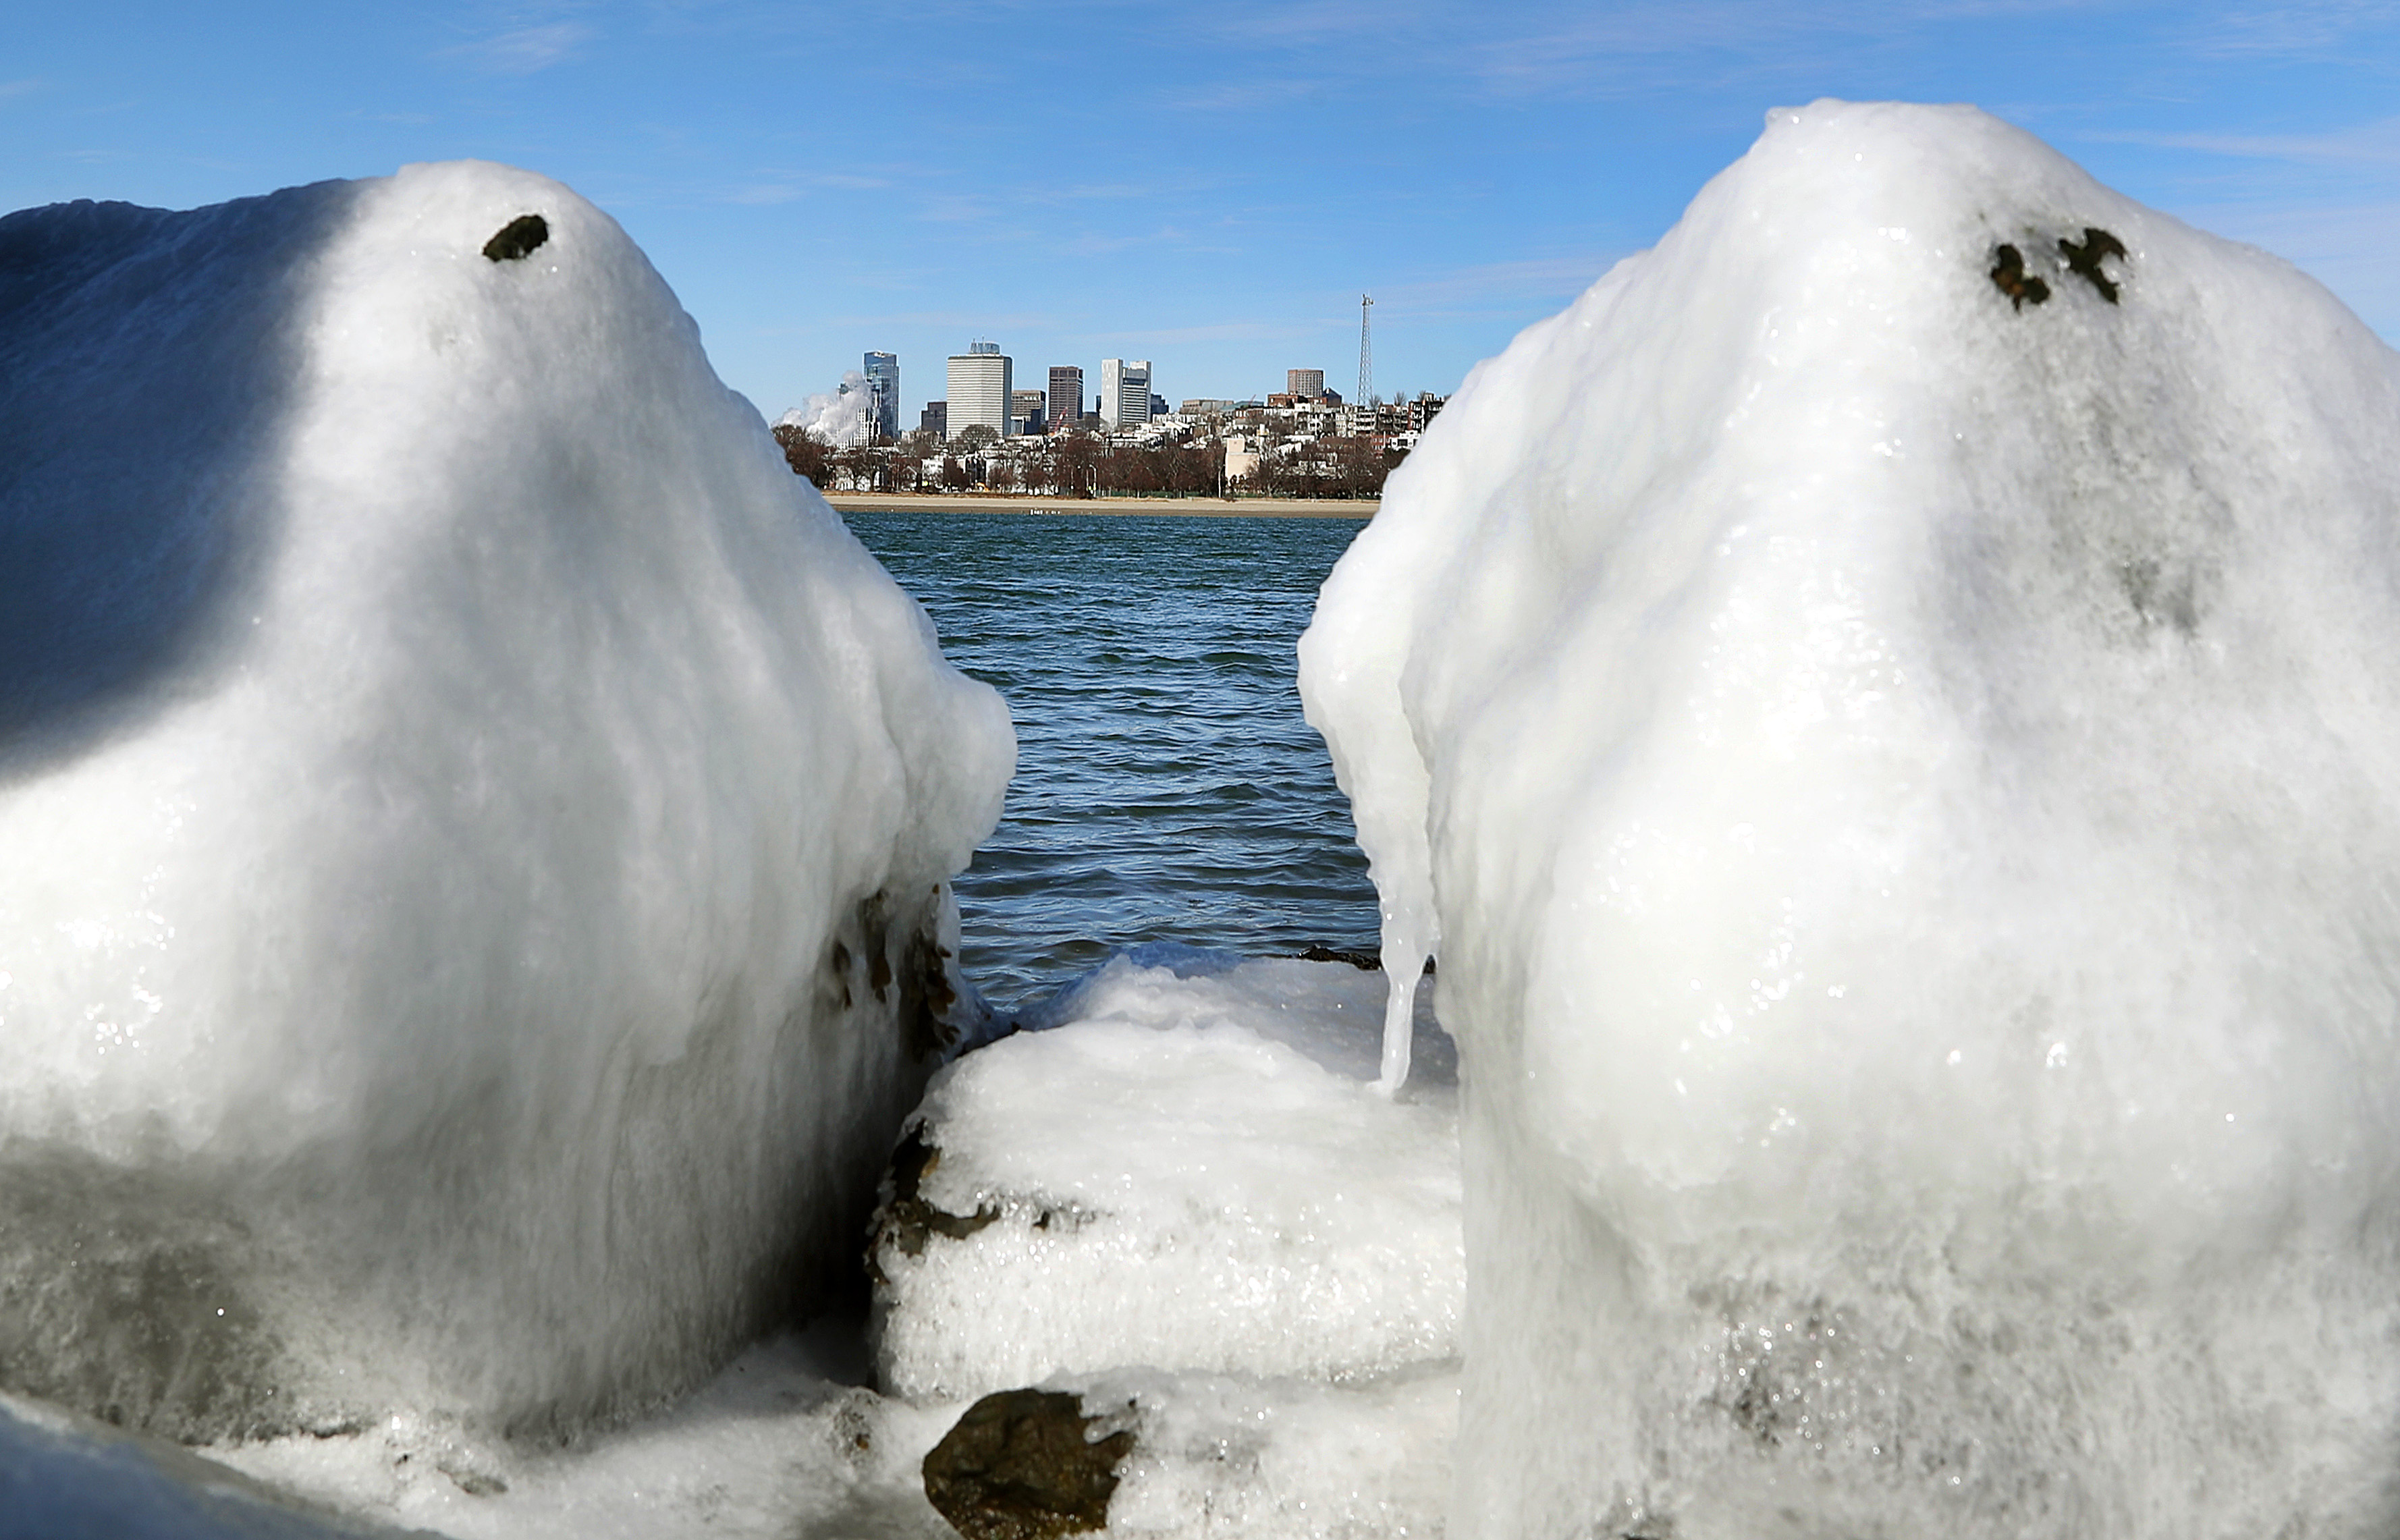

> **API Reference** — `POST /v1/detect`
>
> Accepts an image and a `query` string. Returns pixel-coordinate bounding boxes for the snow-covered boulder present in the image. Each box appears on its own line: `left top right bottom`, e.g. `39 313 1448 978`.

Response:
869 953 1461 1402
0 163 1012 1440
1301 101 2400 1537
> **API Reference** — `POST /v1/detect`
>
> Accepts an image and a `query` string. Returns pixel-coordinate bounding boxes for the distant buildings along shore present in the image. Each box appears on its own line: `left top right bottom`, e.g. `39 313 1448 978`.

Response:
770 339 1447 501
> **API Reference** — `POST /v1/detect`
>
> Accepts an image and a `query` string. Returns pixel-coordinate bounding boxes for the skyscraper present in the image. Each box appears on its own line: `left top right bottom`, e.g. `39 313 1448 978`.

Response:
1100 358 1152 428
863 352 900 441
946 341 1012 440
1047 366 1084 431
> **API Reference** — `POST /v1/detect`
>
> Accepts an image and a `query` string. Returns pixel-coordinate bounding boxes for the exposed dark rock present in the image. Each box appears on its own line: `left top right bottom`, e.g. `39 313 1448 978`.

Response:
921 1387 1135 1540
2059 226 2127 303
873 1124 999 1265
1989 243 2050 310
1291 945 1436 974
898 892 964 1062
481 214 548 262
831 887 978 1060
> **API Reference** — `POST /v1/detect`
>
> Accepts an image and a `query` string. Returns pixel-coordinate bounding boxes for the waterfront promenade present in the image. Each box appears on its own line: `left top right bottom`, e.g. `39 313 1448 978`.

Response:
825 491 1374 519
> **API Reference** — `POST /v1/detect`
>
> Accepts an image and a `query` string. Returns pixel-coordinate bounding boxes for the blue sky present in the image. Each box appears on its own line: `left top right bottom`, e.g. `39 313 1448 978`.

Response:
7 3 2397 420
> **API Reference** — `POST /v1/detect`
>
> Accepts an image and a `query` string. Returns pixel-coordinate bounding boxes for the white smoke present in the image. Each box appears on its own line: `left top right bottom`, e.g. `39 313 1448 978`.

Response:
777 370 879 447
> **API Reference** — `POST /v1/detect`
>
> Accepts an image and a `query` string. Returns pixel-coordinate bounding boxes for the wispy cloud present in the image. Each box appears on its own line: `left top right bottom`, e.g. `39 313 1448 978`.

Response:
1063 225 1218 257
2173 195 2400 334
2094 115 2400 166
817 308 1062 333
441 21 595 75
721 171 895 204
1095 319 1327 346
1377 252 1625 309
1180 0 2109 103
2179 1 2400 57
1460 1 1957 99
1163 77 1324 113
0 78 40 102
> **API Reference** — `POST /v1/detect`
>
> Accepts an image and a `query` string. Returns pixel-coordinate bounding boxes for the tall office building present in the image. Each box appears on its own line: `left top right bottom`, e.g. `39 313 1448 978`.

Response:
946 340 1013 439
863 352 900 441
1047 366 1084 431
1288 367 1326 400
1010 390 1045 435
1100 358 1152 428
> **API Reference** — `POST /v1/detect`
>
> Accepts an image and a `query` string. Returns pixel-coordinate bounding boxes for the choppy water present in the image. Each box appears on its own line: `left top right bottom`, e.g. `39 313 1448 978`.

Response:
844 510 1382 1010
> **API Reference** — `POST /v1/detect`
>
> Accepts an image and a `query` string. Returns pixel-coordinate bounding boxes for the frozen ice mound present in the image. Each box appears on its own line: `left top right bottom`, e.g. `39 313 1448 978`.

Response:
1301 101 2400 1537
0 163 1012 1441
870 955 1462 1402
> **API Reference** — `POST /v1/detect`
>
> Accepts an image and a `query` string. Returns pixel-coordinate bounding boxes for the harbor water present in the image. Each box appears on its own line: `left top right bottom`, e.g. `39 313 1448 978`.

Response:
843 508 1382 1011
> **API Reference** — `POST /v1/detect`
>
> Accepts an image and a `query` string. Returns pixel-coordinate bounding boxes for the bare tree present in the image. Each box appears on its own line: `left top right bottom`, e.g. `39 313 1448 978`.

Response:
772 423 833 488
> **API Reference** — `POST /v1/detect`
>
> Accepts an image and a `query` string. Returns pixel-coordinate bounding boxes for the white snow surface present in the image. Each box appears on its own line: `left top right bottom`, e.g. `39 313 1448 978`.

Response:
1301 101 2400 1537
776 369 878 447
0 163 1012 1439
199 957 1461 1540
210 1333 1457 1540
873 952 1462 1401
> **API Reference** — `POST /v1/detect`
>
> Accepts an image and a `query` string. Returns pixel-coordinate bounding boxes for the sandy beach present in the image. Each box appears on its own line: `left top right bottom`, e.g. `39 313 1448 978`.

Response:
825 491 1375 519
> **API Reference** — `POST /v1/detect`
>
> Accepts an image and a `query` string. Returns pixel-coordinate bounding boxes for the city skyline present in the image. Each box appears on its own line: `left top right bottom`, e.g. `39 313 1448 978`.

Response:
851 339 1409 445
7 5 2397 420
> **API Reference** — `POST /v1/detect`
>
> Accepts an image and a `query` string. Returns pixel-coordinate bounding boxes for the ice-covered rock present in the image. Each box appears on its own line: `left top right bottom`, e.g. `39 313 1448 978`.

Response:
1063 1365 1456 1540
0 163 1012 1440
1301 101 2400 1537
870 953 1461 1402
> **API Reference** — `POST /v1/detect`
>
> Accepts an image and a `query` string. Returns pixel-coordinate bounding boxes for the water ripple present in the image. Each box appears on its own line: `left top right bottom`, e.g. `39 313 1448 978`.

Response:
846 510 1382 1010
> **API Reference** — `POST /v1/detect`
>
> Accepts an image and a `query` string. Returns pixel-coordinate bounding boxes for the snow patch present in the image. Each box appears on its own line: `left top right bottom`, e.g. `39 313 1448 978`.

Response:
872 955 1462 1402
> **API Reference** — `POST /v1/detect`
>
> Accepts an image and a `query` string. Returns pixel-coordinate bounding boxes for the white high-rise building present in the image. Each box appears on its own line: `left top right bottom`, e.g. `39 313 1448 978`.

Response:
946 341 1012 440
1100 358 1152 428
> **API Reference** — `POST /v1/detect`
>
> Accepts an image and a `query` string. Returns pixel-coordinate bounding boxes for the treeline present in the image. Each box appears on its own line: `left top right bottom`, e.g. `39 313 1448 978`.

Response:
771 424 1404 500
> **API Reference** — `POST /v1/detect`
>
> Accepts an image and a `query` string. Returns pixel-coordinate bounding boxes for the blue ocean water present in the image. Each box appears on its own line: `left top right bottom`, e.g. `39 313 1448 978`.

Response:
843 510 1383 1011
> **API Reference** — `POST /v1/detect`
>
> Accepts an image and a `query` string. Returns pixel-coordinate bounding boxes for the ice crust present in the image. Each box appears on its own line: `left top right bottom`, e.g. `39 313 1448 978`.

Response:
190 958 1461 1540
1301 101 2400 1536
0 163 1012 1439
209 1338 1456 1540
871 954 1462 1401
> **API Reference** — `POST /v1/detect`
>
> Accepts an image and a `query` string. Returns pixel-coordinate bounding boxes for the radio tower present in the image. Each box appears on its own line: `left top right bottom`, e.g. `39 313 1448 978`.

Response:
1357 294 1374 406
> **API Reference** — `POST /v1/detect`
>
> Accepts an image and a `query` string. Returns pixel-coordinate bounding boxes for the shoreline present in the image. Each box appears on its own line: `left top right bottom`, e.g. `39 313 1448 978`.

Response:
823 491 1374 519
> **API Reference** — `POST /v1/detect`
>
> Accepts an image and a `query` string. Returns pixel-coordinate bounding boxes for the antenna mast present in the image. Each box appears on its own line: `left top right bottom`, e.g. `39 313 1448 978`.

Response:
1357 294 1374 406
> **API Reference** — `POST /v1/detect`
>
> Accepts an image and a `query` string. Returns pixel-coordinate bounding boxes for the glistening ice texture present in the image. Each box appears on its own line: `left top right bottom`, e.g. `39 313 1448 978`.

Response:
0 163 1012 1440
870 954 1461 1402
1299 101 2400 1538
204 960 1459 1540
